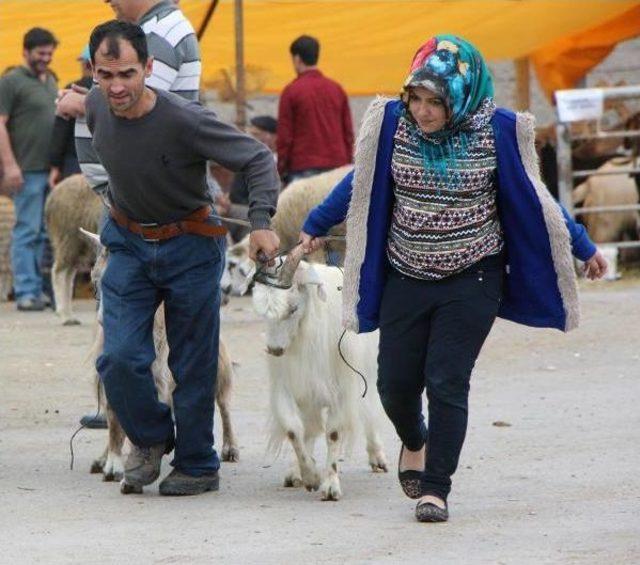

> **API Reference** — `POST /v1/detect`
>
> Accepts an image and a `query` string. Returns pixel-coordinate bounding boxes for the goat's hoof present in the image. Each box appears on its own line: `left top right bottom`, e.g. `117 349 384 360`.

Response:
320 478 342 501
283 474 303 488
368 452 389 473
120 481 143 495
103 471 123 482
62 318 81 326
302 473 321 492
90 458 105 474
370 462 388 473
221 445 240 462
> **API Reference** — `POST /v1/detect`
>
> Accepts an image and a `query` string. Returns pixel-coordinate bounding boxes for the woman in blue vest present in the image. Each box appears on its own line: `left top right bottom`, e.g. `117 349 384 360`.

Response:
300 35 607 522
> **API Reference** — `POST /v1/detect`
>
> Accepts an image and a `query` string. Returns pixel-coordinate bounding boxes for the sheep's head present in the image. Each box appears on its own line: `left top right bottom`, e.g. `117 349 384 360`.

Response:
252 246 326 355
79 228 108 322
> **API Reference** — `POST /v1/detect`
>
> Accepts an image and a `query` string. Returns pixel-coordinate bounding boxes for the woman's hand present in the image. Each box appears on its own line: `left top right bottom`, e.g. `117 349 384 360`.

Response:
300 231 325 254
583 250 608 280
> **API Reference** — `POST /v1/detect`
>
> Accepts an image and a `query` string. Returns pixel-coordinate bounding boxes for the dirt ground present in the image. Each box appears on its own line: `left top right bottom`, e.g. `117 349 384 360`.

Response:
1 280 639 564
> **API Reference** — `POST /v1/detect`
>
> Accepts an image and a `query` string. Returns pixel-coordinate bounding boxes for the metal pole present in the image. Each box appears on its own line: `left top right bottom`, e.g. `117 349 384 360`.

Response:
514 57 530 111
196 0 220 41
556 123 574 215
234 0 247 130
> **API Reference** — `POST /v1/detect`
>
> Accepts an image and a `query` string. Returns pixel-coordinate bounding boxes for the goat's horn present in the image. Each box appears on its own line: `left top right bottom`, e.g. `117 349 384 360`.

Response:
278 244 306 287
79 227 101 245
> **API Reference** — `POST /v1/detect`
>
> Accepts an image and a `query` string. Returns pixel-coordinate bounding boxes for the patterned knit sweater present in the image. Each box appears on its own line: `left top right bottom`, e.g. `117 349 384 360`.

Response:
387 99 503 280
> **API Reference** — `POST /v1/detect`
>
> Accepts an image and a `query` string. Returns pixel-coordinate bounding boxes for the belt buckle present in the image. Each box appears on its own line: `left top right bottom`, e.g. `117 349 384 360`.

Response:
139 221 160 243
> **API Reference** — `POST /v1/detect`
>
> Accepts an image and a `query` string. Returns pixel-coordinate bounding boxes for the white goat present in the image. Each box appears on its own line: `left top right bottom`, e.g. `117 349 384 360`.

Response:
251 246 388 501
81 230 239 491
45 175 104 324
224 234 252 296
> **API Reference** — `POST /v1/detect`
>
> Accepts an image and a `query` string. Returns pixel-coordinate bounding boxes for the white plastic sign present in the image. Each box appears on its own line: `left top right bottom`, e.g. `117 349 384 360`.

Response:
555 88 604 122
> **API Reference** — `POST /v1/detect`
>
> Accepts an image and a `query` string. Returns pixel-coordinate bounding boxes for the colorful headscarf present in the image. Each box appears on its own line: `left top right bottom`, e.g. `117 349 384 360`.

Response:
402 35 494 130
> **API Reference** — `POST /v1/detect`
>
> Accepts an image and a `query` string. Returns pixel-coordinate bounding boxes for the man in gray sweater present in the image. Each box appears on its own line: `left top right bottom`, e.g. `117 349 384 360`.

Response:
87 20 280 496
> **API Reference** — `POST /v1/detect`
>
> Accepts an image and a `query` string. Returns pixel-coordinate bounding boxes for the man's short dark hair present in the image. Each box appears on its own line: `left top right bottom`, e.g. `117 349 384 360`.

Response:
23 28 58 51
289 35 319 66
250 115 277 134
89 20 148 65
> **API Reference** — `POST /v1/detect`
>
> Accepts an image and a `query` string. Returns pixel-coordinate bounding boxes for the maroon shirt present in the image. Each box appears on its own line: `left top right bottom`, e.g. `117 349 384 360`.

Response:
277 69 354 177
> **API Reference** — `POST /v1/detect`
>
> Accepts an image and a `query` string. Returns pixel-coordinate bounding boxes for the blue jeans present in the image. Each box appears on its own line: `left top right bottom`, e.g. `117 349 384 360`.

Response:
10 171 48 300
96 217 226 476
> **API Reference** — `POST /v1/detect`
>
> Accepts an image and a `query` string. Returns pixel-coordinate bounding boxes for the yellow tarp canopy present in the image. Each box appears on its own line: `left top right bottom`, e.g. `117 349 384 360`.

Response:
1 0 638 97
532 4 640 98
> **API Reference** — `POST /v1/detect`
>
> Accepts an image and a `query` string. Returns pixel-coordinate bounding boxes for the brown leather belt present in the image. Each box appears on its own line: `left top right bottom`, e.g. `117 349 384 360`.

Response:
110 205 227 241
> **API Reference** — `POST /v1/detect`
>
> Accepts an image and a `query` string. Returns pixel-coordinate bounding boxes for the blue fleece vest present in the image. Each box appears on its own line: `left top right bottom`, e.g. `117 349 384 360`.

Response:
303 100 595 333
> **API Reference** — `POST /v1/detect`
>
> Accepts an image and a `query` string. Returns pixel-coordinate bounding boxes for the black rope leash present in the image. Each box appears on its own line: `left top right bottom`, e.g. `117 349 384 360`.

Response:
69 375 102 471
338 328 369 399
325 248 368 399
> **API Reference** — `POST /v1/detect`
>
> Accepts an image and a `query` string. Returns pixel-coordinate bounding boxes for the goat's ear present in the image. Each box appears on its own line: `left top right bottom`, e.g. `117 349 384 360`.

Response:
79 227 102 248
237 262 256 296
298 266 327 302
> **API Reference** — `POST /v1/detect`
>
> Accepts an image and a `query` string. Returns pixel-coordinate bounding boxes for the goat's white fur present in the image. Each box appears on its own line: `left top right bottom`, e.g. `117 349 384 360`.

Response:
252 262 388 501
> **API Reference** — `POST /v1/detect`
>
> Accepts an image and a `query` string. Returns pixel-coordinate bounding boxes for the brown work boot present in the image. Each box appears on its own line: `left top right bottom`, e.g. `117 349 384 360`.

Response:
123 441 171 488
159 469 220 496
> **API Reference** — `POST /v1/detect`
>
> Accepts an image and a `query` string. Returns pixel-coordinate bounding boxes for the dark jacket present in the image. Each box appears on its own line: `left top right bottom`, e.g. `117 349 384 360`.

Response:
277 69 354 177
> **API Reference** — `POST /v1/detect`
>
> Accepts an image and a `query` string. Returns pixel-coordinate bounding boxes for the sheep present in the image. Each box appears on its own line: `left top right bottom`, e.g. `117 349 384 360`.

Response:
272 165 351 264
0 196 14 301
80 230 239 491
251 245 388 501
572 157 640 244
44 174 104 325
223 166 353 296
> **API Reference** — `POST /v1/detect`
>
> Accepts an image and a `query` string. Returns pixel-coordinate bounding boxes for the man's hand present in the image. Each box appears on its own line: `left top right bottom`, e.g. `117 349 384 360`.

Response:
215 193 231 216
583 250 608 280
300 231 324 255
48 166 62 188
56 88 88 120
250 229 280 265
0 162 23 195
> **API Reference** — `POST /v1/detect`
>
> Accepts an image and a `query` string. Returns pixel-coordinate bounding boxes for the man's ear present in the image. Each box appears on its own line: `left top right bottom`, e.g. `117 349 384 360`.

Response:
145 56 154 78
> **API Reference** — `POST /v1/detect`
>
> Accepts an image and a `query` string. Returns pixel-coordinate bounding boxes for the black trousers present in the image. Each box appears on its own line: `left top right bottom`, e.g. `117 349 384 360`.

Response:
377 254 503 501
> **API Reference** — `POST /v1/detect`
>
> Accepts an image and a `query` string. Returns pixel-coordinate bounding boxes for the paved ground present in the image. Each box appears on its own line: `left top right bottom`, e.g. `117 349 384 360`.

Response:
1 281 639 564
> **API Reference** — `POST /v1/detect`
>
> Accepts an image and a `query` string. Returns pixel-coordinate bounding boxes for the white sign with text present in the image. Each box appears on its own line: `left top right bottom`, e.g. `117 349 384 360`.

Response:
556 88 604 122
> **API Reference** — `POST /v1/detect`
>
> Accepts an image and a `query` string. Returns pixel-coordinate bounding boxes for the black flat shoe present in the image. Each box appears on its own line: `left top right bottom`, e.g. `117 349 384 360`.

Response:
398 444 425 499
415 499 449 522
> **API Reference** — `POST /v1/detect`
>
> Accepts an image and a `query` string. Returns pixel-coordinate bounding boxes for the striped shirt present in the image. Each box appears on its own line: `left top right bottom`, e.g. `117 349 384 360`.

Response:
76 0 201 189
387 100 503 280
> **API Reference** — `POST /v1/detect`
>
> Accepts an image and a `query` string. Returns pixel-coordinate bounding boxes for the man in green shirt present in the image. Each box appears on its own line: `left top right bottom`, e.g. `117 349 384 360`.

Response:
0 28 58 311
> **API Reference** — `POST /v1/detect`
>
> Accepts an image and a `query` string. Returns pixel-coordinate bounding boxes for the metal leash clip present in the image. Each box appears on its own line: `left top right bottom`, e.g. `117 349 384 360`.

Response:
253 255 292 289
